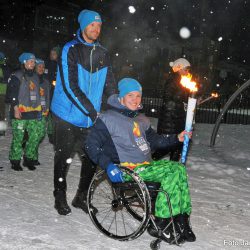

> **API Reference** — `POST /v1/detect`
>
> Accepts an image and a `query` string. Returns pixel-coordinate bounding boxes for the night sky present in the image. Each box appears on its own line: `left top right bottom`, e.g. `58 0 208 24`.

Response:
1 0 250 91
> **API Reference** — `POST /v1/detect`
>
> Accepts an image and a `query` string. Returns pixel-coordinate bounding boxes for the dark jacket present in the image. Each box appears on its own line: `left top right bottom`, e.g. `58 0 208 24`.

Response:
85 94 181 170
5 69 42 120
46 59 57 101
157 73 188 134
51 29 117 128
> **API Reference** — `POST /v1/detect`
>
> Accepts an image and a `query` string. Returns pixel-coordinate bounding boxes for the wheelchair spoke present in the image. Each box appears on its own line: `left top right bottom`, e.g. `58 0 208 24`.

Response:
107 210 116 232
100 207 113 224
93 192 113 201
122 210 142 235
93 206 110 213
94 187 113 201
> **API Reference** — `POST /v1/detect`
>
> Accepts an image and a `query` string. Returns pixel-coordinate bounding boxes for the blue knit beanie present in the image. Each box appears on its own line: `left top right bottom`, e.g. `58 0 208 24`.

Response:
35 58 45 65
118 78 142 98
78 9 102 31
18 53 35 64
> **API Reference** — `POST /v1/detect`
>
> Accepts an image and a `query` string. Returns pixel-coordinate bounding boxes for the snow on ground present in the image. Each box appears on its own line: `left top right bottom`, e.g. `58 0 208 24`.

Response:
0 123 250 250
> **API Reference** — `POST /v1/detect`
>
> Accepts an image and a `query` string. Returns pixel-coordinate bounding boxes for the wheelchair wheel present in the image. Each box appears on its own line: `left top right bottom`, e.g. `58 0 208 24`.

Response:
87 166 151 241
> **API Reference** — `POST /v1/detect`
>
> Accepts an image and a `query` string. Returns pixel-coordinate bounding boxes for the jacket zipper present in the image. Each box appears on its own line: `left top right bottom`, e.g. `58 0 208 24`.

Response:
88 44 95 127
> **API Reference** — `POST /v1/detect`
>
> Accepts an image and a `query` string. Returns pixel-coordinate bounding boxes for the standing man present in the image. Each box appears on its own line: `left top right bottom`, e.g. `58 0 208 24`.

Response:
46 46 60 99
51 9 117 215
46 47 60 144
156 58 190 161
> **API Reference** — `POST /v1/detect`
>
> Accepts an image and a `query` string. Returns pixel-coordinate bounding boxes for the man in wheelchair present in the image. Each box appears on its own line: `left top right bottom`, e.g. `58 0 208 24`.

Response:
85 78 196 245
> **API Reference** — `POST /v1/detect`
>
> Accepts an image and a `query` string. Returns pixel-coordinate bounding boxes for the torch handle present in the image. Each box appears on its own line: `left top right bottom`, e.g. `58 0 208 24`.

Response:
181 97 197 164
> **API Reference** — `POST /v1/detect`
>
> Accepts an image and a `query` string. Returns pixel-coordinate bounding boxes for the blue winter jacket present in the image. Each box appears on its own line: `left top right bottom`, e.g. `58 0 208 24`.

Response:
51 29 116 127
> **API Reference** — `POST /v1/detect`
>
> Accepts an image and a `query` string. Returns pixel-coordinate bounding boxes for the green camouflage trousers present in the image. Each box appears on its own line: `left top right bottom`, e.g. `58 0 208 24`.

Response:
131 160 192 218
9 118 46 161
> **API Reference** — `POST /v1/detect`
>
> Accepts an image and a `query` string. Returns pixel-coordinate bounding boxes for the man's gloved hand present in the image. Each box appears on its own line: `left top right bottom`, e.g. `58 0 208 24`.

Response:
106 163 124 183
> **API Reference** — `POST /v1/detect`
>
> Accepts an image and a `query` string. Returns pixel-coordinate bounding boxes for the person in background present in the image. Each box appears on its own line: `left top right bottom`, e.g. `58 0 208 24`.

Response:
50 9 117 215
156 58 191 161
0 52 12 123
0 52 12 94
34 58 50 164
5 53 43 171
46 46 60 99
45 46 60 144
85 78 196 244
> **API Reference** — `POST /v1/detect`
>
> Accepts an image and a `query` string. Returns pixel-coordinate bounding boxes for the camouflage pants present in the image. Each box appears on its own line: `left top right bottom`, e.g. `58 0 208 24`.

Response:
9 118 46 161
132 160 192 218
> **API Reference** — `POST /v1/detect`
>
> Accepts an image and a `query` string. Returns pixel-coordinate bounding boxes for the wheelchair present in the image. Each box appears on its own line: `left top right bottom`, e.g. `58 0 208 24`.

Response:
87 166 182 250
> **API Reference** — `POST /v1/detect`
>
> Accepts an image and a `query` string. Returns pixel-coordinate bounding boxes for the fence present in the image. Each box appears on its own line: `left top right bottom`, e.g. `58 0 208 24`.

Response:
141 89 250 124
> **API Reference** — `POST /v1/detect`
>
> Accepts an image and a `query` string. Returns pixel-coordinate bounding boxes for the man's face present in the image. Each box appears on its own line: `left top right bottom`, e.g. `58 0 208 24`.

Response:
120 91 142 111
82 22 102 43
36 63 45 75
24 59 35 70
50 50 58 61
178 67 190 76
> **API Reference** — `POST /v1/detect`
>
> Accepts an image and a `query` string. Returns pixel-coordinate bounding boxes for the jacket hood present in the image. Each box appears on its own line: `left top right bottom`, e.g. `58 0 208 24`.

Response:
107 94 125 109
76 29 100 47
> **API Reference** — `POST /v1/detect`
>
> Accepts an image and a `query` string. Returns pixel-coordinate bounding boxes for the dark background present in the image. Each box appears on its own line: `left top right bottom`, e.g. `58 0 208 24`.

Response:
1 0 250 94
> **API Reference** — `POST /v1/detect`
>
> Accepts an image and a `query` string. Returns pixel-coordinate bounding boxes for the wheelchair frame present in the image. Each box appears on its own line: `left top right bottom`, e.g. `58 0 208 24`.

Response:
87 166 181 249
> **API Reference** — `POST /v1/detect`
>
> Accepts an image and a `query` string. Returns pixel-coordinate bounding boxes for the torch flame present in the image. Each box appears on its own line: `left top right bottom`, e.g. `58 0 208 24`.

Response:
211 92 218 98
180 73 198 92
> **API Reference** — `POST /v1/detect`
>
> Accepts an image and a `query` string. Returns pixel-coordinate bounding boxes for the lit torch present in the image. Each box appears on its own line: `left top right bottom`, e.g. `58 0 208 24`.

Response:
180 74 198 164
198 92 219 106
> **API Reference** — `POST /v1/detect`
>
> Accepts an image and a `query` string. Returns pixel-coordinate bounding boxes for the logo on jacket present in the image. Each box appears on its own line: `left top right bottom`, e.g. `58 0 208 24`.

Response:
133 122 141 137
133 122 149 154
40 87 44 96
29 81 36 90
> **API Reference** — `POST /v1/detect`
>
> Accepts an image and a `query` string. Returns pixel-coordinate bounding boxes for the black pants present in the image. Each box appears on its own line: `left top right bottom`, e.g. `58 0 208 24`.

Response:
169 144 182 161
53 115 96 192
152 144 183 162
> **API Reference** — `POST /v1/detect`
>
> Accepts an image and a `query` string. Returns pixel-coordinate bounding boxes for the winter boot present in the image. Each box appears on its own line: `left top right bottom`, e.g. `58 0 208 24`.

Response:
175 213 196 242
147 217 185 244
10 160 23 171
72 190 88 213
33 160 40 166
23 157 36 171
54 190 71 216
